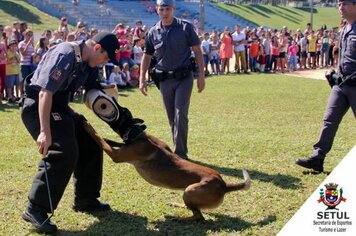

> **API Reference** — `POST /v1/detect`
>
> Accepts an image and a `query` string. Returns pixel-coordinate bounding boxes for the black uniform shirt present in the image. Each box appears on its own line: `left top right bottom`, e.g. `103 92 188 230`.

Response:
339 21 356 77
144 18 200 71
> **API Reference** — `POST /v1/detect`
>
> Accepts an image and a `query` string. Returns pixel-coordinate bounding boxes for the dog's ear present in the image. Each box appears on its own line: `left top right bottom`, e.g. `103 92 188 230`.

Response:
132 118 144 124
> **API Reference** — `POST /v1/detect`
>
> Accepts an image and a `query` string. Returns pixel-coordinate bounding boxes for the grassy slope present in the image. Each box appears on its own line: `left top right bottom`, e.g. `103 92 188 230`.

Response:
215 3 340 31
0 0 72 32
0 73 355 235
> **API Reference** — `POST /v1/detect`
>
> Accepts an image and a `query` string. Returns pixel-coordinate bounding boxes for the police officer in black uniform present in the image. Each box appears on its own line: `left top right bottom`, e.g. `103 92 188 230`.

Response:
139 0 205 159
20 32 120 233
295 0 356 173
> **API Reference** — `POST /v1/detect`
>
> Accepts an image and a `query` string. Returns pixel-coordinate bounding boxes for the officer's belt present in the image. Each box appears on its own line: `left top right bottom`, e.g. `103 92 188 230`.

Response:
154 66 192 81
338 72 356 87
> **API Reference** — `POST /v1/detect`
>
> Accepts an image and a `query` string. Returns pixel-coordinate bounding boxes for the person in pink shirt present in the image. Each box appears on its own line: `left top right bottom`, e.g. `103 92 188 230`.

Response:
288 40 299 71
219 26 233 74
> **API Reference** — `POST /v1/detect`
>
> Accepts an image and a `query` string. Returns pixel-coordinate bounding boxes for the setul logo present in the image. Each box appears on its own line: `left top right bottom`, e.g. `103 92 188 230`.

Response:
318 183 347 210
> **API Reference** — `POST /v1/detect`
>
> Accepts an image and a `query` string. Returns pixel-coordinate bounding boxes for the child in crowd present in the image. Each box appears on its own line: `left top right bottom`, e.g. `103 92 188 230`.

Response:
133 38 143 67
5 40 21 103
108 65 126 88
249 37 259 72
121 62 131 85
257 45 266 73
128 64 139 87
31 53 41 72
201 32 211 75
288 40 299 71
209 33 220 75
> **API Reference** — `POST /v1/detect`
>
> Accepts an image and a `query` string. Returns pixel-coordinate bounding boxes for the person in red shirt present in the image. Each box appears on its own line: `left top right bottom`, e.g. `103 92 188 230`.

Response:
249 37 259 72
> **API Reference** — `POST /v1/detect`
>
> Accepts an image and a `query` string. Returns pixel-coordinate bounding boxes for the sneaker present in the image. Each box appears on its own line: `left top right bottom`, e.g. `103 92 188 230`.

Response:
22 207 57 234
73 199 111 213
295 155 324 173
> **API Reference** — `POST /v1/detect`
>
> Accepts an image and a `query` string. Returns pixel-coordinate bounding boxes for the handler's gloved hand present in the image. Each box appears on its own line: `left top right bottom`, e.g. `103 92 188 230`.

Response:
85 89 146 144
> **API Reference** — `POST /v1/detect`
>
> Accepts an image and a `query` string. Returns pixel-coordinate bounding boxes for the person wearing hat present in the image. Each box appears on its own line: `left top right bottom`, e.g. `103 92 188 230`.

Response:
20 32 120 233
296 0 356 173
139 0 205 159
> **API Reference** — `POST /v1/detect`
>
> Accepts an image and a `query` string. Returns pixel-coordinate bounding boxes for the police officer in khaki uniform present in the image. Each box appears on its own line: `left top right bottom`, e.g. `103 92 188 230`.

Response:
296 0 356 173
139 0 205 159
20 32 120 233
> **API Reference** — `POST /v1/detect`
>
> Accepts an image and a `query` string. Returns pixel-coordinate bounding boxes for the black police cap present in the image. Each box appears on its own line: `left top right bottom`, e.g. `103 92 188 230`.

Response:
93 32 120 65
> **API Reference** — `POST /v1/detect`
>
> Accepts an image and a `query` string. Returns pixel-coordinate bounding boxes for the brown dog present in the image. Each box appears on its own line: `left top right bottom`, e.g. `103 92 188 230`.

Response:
83 120 251 221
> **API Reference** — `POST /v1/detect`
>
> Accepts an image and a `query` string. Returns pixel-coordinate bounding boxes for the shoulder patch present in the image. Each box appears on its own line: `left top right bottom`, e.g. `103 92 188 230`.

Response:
50 68 62 81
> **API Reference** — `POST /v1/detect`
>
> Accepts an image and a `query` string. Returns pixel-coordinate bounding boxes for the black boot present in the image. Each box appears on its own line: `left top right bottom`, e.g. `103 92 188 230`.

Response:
73 198 111 213
295 155 324 173
22 207 57 233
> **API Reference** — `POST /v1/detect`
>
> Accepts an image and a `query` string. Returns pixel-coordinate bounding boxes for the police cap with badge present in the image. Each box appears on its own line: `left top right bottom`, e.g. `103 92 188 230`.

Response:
92 32 120 65
156 0 176 6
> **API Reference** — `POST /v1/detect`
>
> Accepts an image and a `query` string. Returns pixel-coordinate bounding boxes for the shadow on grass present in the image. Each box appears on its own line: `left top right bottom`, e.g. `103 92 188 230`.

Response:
191 160 301 190
0 1 42 24
153 214 276 235
0 103 20 112
59 210 159 235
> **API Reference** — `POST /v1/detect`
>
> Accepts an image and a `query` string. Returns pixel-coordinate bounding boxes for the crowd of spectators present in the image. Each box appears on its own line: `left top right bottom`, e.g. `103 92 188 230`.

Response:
0 15 343 105
200 21 343 76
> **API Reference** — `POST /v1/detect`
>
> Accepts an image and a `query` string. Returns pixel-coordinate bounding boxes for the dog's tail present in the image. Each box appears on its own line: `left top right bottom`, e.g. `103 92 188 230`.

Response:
225 168 251 193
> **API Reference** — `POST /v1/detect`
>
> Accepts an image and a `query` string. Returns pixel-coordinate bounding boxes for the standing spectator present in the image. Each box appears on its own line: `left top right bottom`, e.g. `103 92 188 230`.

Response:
58 16 69 37
19 22 28 42
209 32 220 75
270 35 280 72
133 37 143 67
5 40 21 103
288 40 298 71
36 37 49 57
119 33 134 68
249 37 259 72
19 29 34 96
133 20 144 39
320 30 330 68
13 21 21 43
0 34 6 103
278 32 288 73
257 45 266 72
299 31 309 69
219 26 233 74
307 30 317 68
139 0 205 159
201 32 211 75
232 24 247 73
262 32 271 72
328 32 336 67
75 21 88 41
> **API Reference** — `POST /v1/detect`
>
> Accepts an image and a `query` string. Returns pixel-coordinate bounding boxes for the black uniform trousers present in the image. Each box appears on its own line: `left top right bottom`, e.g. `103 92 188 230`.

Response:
313 83 356 157
20 97 103 213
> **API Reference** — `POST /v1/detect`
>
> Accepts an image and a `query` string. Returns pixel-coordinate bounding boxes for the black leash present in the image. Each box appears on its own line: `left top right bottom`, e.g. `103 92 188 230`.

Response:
40 160 54 227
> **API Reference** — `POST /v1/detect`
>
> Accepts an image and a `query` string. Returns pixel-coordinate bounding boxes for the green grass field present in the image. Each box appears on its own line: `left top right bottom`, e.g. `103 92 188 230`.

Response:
1 73 355 235
0 0 73 32
214 3 340 31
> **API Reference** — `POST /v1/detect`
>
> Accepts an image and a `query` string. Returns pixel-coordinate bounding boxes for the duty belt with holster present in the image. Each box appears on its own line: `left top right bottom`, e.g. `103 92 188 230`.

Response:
325 70 356 88
150 66 192 89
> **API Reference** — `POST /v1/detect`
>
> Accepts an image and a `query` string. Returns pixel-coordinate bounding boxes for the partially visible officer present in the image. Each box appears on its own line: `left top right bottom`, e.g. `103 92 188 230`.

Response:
295 0 356 173
20 32 119 233
139 0 205 159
